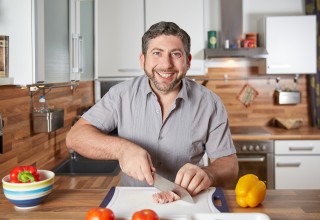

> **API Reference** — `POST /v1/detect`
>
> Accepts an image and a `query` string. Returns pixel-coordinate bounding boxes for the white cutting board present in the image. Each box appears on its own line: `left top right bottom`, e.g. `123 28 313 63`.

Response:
100 187 226 219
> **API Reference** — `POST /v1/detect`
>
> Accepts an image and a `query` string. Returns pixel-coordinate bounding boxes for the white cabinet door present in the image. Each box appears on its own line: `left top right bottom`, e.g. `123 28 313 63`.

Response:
262 15 316 74
95 0 145 77
0 0 33 85
275 140 320 189
145 0 205 76
275 155 320 189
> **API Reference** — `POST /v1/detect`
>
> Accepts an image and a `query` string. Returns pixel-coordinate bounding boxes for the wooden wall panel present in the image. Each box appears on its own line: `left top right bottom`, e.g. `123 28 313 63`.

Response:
0 81 94 178
197 67 310 127
0 68 312 178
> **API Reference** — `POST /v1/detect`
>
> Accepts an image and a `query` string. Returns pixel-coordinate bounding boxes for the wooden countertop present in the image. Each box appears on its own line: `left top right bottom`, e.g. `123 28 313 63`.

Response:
232 126 320 141
1 188 319 220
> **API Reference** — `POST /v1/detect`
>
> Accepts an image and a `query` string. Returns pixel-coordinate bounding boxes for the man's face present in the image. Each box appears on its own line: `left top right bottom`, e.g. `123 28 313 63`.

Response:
140 35 191 94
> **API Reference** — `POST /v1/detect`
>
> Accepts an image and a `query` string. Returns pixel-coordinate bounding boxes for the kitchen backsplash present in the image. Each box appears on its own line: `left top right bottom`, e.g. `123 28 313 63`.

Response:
201 67 309 126
0 69 310 177
0 81 94 178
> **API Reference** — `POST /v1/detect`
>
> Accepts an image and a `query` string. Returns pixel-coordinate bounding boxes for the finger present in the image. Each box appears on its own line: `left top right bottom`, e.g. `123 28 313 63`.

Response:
180 170 196 189
140 154 154 185
175 164 189 185
189 175 206 196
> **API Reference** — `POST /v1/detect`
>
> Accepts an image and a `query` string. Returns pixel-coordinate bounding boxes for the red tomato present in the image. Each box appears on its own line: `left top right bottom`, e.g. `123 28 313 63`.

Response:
132 209 159 220
85 207 115 220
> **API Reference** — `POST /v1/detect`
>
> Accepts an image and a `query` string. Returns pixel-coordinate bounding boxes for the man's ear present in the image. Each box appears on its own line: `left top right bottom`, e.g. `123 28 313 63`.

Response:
186 54 192 70
139 53 145 69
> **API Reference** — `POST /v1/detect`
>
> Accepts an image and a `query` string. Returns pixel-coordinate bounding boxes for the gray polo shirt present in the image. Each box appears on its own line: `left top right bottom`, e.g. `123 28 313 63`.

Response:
82 75 236 186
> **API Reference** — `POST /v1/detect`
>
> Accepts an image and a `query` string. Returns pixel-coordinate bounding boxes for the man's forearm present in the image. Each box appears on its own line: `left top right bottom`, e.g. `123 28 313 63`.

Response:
202 154 239 187
66 119 127 160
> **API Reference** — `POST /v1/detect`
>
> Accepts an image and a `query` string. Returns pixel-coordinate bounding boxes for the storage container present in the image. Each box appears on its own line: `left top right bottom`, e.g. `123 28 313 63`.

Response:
32 108 64 133
274 90 301 105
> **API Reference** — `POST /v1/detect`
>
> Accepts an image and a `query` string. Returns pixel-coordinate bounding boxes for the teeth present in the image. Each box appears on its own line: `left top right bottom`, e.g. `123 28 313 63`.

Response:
159 73 171 78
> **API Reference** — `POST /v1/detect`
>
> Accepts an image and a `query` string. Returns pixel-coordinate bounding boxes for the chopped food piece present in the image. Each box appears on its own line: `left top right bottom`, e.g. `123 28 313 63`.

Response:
152 191 181 204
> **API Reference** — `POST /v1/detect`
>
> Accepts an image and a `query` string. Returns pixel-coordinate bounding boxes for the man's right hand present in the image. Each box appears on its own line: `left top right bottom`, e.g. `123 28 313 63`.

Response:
117 141 156 185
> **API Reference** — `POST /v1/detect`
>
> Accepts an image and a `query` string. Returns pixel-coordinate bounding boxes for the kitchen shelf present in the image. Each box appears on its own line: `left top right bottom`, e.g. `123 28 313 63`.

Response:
27 80 79 97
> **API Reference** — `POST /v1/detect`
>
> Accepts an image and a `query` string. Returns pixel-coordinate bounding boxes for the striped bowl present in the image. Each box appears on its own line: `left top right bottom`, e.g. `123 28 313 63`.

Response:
2 170 55 208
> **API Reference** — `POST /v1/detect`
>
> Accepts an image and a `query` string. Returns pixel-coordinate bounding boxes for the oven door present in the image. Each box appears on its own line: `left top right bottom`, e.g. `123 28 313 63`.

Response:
224 153 274 189
237 153 274 189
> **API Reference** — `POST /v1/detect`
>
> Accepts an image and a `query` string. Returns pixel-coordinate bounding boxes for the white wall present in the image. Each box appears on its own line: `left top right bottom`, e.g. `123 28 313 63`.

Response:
0 0 34 85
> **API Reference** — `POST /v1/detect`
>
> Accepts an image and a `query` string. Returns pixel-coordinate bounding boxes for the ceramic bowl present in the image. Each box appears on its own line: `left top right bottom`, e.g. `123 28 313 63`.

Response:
2 170 55 208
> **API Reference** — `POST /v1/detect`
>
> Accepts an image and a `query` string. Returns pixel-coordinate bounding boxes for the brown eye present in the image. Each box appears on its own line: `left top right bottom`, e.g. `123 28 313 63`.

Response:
172 52 182 58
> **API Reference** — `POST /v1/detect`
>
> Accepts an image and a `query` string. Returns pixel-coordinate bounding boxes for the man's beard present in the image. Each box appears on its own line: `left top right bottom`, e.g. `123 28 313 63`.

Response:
145 68 183 93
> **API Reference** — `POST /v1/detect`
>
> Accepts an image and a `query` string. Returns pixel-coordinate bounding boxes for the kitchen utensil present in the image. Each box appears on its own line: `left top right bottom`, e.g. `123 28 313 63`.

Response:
100 186 228 219
153 173 194 203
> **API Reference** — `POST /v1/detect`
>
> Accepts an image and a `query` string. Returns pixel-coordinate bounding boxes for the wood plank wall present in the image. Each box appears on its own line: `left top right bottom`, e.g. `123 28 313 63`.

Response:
0 68 311 178
0 81 94 178
196 67 310 127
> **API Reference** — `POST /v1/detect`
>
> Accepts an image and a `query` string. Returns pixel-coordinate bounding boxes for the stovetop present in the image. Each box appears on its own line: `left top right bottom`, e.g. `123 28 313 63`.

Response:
230 126 271 136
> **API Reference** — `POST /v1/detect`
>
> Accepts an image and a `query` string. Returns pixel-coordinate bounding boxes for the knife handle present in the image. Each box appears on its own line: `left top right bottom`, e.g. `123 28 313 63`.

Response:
211 187 229 212
100 186 116 208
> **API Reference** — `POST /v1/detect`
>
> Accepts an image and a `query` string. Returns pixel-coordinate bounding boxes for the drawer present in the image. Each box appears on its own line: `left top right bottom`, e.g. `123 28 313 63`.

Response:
275 140 320 155
275 155 320 189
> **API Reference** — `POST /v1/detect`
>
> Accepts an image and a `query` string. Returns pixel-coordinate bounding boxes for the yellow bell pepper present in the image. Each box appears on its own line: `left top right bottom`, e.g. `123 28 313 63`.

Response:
235 174 266 208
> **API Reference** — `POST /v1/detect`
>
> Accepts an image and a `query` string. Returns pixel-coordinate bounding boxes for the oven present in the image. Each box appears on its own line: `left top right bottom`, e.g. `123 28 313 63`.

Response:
95 77 134 103
227 127 275 189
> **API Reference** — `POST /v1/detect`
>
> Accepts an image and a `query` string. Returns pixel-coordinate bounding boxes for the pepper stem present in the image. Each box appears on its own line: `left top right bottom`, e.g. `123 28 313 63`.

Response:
18 171 35 183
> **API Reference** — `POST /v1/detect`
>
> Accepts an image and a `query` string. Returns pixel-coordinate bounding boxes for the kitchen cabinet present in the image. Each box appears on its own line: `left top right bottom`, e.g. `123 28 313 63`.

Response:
0 0 93 85
37 0 94 83
35 0 70 83
0 0 33 85
259 15 316 74
275 140 320 189
95 0 145 78
145 0 205 75
95 0 205 78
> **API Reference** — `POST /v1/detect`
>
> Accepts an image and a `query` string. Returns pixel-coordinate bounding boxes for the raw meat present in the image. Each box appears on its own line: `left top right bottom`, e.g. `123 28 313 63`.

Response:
152 191 181 204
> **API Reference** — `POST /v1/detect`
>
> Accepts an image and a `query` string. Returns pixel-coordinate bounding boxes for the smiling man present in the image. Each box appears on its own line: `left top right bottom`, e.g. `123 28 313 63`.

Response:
66 21 238 196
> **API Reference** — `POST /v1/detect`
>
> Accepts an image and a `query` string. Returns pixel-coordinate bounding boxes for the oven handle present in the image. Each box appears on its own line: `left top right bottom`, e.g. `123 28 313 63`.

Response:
237 156 265 162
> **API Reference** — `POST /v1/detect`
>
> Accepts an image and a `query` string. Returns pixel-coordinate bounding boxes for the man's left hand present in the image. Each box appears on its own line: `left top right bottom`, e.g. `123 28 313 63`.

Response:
175 163 212 196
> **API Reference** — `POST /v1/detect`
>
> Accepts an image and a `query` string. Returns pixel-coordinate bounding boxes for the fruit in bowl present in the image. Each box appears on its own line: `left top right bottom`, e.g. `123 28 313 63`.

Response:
2 168 55 208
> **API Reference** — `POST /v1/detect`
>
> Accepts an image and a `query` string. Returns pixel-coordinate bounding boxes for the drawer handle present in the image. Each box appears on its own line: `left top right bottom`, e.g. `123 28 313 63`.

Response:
238 156 265 162
289 146 314 151
276 162 301 167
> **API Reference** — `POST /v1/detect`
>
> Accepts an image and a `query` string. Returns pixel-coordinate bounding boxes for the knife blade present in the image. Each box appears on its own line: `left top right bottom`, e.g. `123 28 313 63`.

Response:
153 173 194 203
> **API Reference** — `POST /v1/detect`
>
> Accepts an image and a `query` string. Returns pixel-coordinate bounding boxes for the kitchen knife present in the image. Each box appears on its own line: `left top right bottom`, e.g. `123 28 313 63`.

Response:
153 173 194 203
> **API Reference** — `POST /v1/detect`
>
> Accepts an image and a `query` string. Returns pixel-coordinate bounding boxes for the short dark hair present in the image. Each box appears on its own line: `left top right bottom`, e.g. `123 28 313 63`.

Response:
141 21 191 56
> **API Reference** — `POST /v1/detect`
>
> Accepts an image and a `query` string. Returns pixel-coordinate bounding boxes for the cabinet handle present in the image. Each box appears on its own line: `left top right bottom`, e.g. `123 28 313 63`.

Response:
276 162 301 167
72 34 83 73
268 64 291 69
118 69 143 73
238 156 265 162
289 146 314 151
78 35 83 73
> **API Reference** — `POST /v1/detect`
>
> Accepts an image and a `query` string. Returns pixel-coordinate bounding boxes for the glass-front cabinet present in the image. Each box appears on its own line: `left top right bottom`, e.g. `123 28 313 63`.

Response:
0 0 94 86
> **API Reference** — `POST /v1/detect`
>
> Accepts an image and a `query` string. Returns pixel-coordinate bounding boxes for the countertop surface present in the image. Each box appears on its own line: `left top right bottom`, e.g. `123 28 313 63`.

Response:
232 126 320 140
0 188 319 220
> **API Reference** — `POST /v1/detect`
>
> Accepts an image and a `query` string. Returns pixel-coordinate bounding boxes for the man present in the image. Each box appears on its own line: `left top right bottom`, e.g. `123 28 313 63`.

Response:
66 21 238 196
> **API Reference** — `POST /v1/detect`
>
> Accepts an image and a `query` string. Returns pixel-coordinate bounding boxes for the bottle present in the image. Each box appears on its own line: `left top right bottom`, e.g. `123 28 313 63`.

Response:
34 95 49 113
